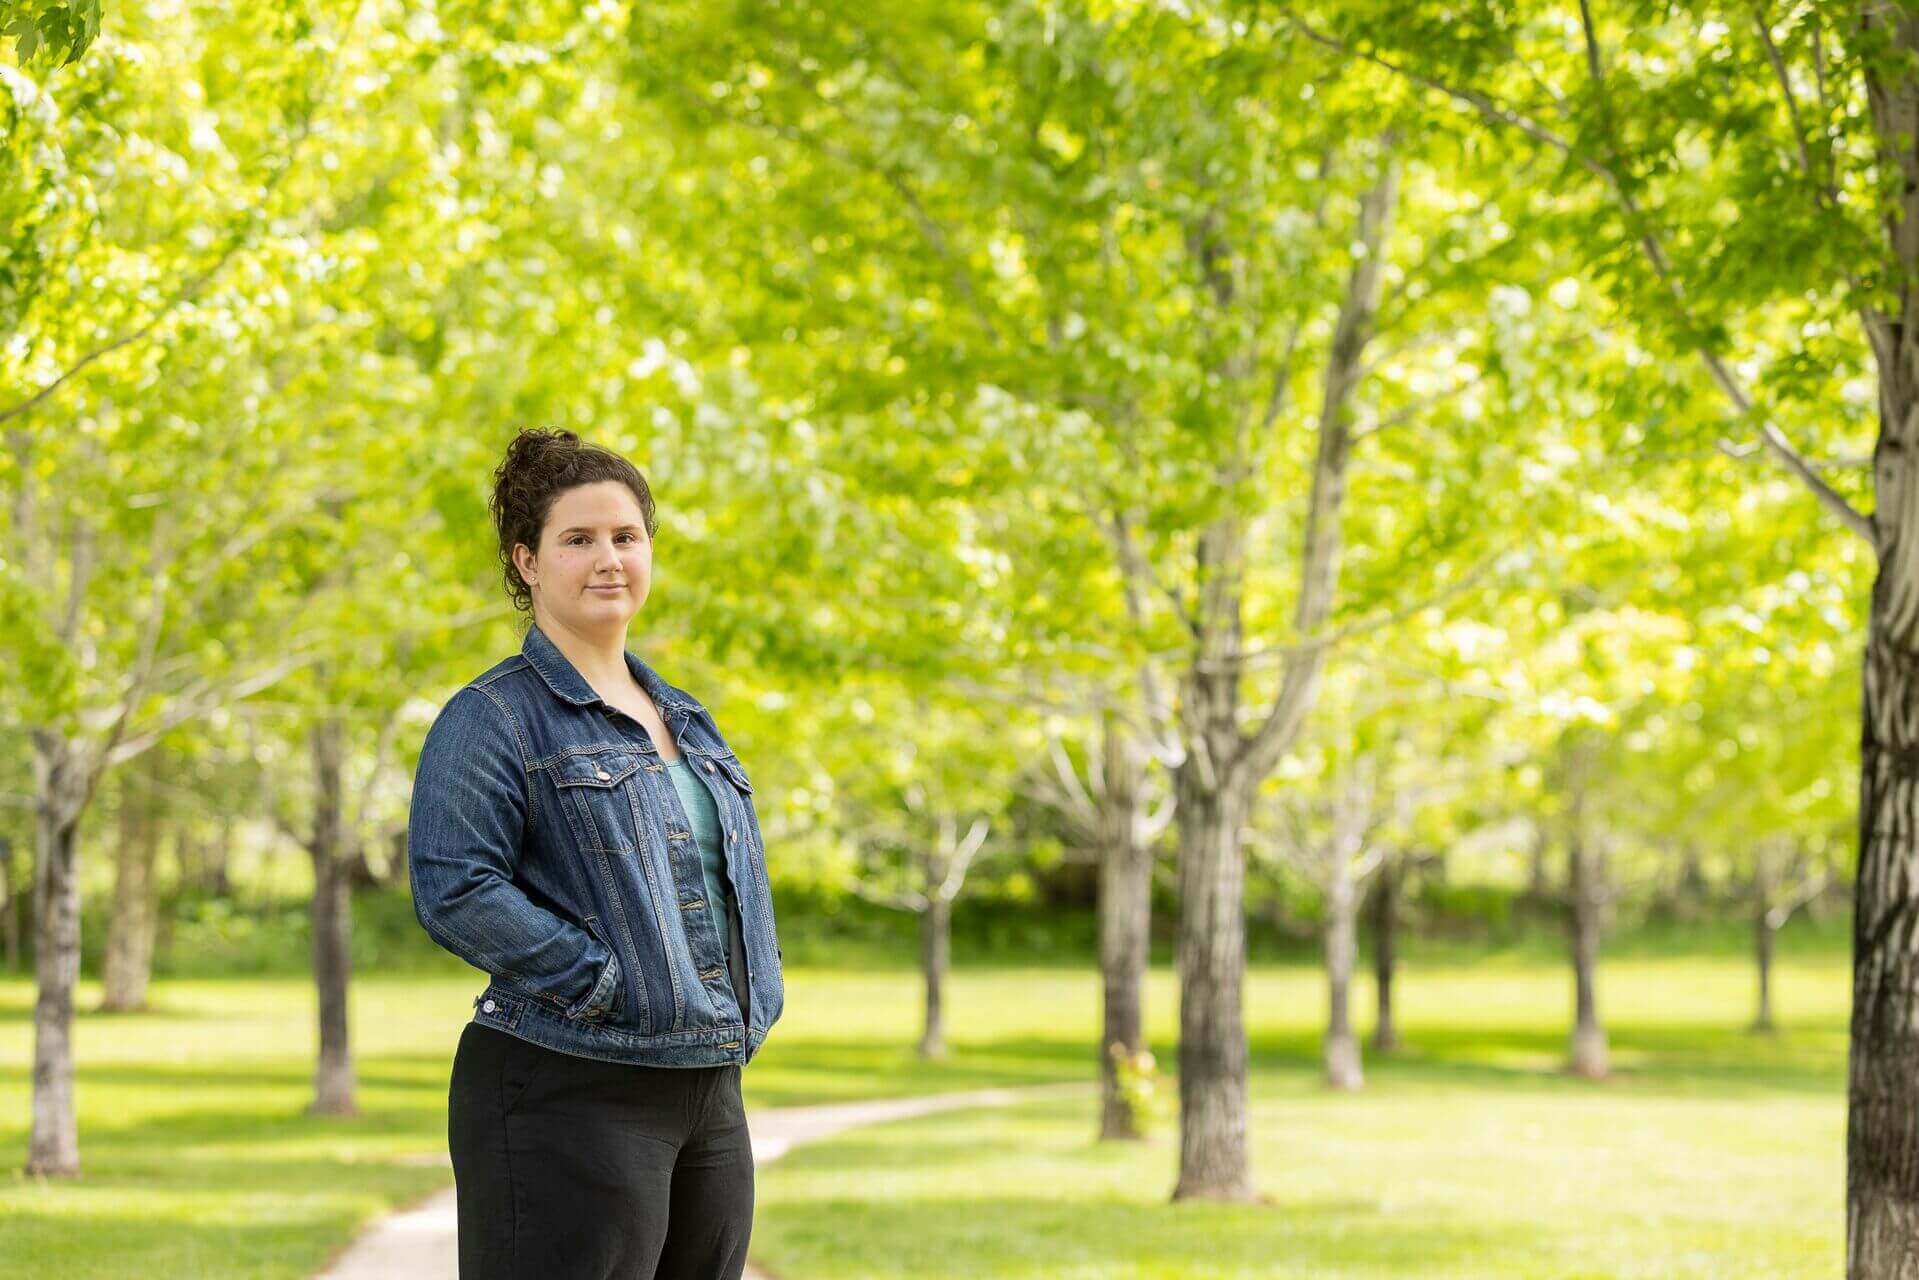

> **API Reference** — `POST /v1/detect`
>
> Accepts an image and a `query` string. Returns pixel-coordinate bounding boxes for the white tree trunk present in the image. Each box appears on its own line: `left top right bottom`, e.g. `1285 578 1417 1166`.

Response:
1323 851 1362 1090
26 736 87 1177
1097 715 1152 1141
101 776 157 1013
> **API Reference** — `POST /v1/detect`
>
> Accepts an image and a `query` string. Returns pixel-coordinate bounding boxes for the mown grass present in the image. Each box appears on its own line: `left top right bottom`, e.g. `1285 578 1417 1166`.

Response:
750 953 1849 1279
0 928 1848 1278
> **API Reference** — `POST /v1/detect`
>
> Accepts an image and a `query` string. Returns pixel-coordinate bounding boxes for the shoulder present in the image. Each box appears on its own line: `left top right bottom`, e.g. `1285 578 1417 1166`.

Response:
426 663 533 756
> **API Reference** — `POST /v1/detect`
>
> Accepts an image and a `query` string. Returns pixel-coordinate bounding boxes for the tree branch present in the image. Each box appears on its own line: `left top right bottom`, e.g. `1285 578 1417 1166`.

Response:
1284 10 1875 544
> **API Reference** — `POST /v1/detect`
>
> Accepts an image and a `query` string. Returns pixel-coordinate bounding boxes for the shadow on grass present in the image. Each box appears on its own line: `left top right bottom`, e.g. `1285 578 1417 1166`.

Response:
751 1189 1520 1278
0 1162 450 1280
1236 1019 1846 1099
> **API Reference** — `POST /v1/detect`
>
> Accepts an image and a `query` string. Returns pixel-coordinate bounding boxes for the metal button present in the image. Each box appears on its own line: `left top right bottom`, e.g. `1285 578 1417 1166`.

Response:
482 999 495 1013
704 761 716 772
596 769 610 780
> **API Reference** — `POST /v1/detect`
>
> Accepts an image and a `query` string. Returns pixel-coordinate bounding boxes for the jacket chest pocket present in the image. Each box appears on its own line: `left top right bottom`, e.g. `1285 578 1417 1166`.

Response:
552 747 644 853
693 748 771 891
680 746 750 793
685 750 755 828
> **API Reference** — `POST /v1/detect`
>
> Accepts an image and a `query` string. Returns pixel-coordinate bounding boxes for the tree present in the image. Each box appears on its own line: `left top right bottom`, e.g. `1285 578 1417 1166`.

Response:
1281 4 1915 1264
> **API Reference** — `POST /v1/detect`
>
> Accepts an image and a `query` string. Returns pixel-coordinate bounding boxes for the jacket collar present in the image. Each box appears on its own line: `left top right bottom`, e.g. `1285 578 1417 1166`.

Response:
521 620 698 717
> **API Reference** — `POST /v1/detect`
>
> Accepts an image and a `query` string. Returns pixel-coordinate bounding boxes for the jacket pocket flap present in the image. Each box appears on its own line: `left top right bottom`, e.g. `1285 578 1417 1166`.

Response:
713 752 754 794
554 750 641 788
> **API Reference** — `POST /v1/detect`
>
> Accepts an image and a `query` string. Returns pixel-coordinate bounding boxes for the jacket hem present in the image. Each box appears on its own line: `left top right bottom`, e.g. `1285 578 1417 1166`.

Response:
471 980 768 1067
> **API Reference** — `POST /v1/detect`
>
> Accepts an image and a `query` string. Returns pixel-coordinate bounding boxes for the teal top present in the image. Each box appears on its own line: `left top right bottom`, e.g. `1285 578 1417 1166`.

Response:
664 757 749 1014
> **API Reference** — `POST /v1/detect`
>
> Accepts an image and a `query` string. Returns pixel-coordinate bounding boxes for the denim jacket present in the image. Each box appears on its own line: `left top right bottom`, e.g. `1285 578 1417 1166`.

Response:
407 621 784 1066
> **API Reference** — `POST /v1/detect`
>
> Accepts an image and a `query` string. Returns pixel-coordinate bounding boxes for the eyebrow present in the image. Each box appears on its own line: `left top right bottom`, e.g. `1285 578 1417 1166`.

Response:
558 525 643 535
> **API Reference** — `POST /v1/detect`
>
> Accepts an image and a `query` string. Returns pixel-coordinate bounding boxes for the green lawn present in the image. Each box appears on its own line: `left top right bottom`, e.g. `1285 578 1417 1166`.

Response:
753 956 1848 1279
0 948 1846 1278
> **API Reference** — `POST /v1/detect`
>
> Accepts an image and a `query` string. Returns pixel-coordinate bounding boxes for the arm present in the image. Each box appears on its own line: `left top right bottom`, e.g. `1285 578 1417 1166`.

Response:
407 685 620 1021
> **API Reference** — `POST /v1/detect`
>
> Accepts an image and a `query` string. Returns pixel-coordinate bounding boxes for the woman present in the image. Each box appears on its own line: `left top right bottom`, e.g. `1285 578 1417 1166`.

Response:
407 427 785 1279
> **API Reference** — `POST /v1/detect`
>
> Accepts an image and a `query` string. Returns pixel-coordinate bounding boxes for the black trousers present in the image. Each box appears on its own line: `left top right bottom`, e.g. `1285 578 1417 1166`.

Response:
447 1021 755 1279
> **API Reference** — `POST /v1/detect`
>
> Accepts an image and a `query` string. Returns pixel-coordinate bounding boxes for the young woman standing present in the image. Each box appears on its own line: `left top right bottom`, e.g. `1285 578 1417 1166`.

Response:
408 427 785 1279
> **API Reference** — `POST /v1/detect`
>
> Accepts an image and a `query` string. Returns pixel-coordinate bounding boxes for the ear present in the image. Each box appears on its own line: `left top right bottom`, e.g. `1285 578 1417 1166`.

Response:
513 542 538 586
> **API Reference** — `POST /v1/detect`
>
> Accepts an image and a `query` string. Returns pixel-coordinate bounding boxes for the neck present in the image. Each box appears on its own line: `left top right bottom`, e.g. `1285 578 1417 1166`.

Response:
534 612 633 693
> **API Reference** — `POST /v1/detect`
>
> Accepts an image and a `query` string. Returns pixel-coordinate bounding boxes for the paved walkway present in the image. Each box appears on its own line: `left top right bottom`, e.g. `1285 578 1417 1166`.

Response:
314 1078 1095 1280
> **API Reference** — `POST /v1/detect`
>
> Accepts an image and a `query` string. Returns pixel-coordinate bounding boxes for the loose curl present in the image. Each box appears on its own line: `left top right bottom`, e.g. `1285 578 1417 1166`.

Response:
489 428 659 619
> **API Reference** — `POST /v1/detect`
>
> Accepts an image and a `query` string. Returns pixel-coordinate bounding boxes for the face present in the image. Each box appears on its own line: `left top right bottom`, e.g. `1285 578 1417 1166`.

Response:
513 481 653 640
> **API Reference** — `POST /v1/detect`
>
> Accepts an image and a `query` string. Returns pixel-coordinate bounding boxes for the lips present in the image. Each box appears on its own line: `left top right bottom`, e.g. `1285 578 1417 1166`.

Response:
589 585 624 591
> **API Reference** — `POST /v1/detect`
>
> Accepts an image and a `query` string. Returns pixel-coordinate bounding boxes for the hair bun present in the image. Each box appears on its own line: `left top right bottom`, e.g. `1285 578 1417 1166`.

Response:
487 426 659 621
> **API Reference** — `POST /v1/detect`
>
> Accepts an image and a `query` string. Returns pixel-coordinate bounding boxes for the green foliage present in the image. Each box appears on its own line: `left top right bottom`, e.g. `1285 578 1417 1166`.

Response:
0 0 100 68
1107 1039 1172 1134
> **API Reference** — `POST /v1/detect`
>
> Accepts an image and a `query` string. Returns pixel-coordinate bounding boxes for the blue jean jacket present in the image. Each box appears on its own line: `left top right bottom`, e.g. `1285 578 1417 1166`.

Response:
407 621 785 1066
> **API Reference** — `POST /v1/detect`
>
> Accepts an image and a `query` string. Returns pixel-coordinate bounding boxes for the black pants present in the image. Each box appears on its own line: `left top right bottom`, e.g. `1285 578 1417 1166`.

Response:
448 1021 755 1279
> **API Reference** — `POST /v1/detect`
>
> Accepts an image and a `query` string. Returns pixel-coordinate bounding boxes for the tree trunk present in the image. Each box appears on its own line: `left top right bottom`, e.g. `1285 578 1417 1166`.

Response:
0 834 19 972
205 813 233 897
1677 842 1709 918
1164 142 1393 1204
1172 757 1254 1201
918 891 949 1060
101 775 158 1012
1850 580 1919 1271
27 737 87 1177
1851 13 1919 1271
1754 881 1777 1036
1567 820 1607 1080
1371 851 1400 1053
1323 847 1362 1090
1527 824 1550 903
308 717 357 1116
1097 714 1151 1141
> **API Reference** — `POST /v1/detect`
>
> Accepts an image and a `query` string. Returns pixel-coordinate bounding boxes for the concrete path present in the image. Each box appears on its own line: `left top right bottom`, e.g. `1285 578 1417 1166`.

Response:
314 1078 1095 1280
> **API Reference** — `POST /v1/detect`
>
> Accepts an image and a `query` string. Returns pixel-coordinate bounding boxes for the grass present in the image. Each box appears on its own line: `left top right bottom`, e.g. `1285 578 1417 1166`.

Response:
0 934 1849 1278
751 954 1849 1279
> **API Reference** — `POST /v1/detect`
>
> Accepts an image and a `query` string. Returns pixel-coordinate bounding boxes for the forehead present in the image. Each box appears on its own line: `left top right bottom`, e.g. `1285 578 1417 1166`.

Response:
544 481 646 532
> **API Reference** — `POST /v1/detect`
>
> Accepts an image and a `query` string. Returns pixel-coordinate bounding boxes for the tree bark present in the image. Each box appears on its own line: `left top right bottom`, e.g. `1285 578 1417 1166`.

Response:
1753 872 1777 1036
1371 851 1400 1054
1567 817 1607 1080
0 834 18 972
1676 842 1709 919
101 772 158 1012
1852 583 1919 1274
1526 824 1551 903
204 813 233 897
1097 713 1151 1141
1323 844 1362 1090
1850 504 1919 1267
918 888 949 1061
308 716 357 1116
1851 12 1919 1267
26 736 87 1177
1172 750 1254 1200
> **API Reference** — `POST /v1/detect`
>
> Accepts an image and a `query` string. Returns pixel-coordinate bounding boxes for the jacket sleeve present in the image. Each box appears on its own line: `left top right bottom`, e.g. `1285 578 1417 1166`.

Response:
407 685 620 1021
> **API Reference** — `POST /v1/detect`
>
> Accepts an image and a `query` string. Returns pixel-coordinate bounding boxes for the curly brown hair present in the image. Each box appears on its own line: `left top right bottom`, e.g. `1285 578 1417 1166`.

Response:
489 427 658 618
